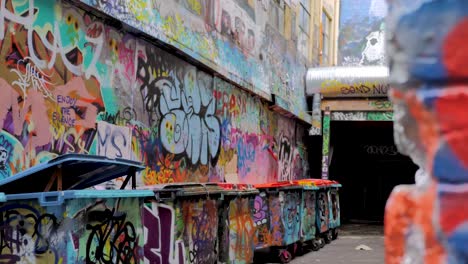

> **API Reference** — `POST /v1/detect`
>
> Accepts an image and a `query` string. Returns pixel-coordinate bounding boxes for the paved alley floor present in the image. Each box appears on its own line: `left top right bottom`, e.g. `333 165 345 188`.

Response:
292 224 384 264
254 224 384 264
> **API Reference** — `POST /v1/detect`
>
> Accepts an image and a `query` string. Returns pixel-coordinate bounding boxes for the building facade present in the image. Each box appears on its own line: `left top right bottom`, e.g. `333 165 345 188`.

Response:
0 0 340 186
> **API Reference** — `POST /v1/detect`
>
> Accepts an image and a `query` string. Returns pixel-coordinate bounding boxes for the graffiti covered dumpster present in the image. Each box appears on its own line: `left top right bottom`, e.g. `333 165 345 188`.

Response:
0 154 153 263
314 179 341 243
328 180 342 239
293 179 320 250
253 182 303 263
144 183 225 264
216 183 258 264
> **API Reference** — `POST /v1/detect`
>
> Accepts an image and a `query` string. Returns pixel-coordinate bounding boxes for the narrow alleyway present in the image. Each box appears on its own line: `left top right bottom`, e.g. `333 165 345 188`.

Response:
291 224 384 264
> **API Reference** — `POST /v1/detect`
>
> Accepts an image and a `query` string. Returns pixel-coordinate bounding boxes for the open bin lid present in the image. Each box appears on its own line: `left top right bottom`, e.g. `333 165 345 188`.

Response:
216 183 259 196
0 154 145 194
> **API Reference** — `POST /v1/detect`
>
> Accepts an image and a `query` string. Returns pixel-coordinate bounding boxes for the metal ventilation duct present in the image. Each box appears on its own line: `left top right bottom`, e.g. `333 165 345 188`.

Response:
306 66 390 98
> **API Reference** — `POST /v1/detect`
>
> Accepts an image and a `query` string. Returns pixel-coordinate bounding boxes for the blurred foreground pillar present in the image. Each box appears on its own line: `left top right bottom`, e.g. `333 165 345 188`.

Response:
385 0 468 263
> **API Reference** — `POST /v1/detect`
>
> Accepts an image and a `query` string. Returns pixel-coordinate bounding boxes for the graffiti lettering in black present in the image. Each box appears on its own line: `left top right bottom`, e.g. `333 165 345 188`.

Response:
85 208 138 264
0 205 60 262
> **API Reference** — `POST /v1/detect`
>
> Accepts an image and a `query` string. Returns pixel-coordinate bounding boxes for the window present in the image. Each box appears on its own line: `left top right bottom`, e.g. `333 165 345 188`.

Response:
299 0 310 33
269 0 285 35
298 0 311 58
321 11 331 65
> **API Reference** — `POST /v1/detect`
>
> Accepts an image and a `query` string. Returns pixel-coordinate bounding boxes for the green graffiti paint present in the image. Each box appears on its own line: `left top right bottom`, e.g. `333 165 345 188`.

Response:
321 112 331 179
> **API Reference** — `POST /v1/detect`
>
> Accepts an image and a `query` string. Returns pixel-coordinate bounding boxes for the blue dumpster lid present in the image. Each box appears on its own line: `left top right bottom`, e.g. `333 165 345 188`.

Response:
0 154 145 194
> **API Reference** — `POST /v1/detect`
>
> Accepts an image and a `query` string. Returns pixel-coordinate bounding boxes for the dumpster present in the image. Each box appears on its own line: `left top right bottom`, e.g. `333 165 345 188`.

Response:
0 189 153 263
253 181 303 263
216 183 259 264
313 179 341 243
293 179 321 251
0 154 152 263
143 182 225 264
328 180 342 240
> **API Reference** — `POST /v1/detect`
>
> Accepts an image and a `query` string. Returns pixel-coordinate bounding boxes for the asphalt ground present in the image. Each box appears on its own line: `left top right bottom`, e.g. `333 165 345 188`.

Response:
253 224 384 264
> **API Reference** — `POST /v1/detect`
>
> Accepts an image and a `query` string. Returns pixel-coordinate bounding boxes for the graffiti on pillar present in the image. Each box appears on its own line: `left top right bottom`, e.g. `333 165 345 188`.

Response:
143 202 186 264
322 112 331 179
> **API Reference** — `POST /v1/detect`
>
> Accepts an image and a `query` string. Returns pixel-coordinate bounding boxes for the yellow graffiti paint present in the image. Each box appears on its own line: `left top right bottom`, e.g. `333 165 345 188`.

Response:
187 0 202 15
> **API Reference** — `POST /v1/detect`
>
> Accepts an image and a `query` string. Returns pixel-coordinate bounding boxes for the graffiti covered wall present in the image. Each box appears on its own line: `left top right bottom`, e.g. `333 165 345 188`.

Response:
0 0 309 184
79 0 309 118
338 0 387 66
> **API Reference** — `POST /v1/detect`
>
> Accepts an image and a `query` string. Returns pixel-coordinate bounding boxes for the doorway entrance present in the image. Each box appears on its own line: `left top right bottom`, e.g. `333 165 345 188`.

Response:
328 121 417 223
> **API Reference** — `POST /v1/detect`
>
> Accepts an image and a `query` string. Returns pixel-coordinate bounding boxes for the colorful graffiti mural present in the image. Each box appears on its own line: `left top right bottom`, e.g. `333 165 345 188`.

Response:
338 0 387 66
79 0 309 116
0 0 309 185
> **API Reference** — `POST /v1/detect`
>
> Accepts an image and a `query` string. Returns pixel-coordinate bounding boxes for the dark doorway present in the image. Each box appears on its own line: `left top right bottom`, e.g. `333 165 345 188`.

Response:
329 121 417 223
